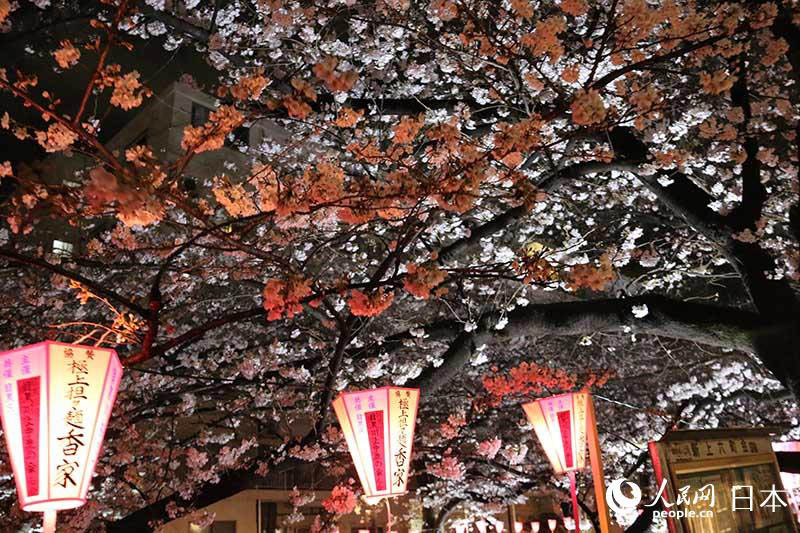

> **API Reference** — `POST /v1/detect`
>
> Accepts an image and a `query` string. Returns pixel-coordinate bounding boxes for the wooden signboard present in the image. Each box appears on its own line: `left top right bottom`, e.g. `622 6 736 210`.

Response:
649 428 798 533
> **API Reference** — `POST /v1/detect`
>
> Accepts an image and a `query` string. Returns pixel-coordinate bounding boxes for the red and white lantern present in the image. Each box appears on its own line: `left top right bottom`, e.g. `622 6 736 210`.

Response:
0 341 122 532
332 386 419 505
522 392 590 531
522 392 589 475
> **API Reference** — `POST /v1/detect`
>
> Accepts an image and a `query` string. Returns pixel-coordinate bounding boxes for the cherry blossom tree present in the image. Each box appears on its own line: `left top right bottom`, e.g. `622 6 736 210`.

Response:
0 0 799 531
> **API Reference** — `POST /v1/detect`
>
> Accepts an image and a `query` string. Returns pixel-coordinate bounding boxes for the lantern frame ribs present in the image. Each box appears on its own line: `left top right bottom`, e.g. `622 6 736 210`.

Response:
332 386 420 505
0 341 122 532
522 392 611 533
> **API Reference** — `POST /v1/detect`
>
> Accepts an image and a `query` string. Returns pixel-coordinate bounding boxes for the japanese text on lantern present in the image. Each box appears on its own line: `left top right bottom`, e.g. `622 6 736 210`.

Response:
365 410 386 491
3 357 12 410
18 376 40 495
55 347 88 489
573 394 587 470
393 390 410 488
365 393 387 491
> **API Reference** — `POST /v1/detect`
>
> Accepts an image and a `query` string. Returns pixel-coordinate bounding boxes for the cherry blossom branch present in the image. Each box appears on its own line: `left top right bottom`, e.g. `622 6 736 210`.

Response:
121 273 408 367
604 127 790 319
609 118 800 396
313 217 425 432
0 77 126 175
127 213 276 366
138 5 210 41
437 158 642 264
725 55 765 232
634 172 731 244
122 307 264 366
0 248 149 316
588 32 730 92
74 0 130 125
0 7 101 46
313 324 351 436
630 152 800 398
412 295 765 395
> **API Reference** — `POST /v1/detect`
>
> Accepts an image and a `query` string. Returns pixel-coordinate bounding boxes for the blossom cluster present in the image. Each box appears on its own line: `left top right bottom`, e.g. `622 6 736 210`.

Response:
348 289 395 317
53 40 80 69
181 105 244 153
263 277 313 320
321 484 357 515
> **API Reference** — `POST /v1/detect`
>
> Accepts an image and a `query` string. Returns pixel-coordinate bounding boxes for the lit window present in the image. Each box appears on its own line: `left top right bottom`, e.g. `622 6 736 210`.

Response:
52 240 74 257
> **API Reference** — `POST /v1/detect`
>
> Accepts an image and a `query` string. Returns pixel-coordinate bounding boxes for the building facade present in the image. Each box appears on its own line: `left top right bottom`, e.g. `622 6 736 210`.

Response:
159 488 419 533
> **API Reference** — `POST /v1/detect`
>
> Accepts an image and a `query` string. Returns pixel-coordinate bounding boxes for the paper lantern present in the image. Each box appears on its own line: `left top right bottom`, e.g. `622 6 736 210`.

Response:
531 522 540 533
522 392 589 475
0 341 122 532
332 386 419 505
523 392 612 533
547 519 557 532
522 392 590 533
514 522 523 533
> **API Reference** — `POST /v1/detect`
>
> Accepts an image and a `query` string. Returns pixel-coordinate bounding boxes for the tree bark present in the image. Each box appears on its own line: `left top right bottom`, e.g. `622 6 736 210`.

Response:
413 294 764 396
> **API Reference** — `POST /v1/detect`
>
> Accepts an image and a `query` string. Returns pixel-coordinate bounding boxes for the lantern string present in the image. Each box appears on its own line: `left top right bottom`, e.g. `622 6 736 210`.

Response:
385 497 392 533
568 471 580 532
43 510 56 533
592 394 647 412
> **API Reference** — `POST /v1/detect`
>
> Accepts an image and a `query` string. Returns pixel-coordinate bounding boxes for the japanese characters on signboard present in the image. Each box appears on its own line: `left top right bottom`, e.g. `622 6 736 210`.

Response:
649 430 798 533
666 436 770 463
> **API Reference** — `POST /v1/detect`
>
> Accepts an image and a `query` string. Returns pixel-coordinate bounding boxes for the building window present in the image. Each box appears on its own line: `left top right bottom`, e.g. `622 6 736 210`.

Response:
126 131 148 150
191 102 211 127
258 501 277 533
52 240 74 258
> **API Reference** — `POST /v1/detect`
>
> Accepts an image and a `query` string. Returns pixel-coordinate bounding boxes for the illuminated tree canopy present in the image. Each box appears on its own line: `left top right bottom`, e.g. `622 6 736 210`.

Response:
0 0 798 531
